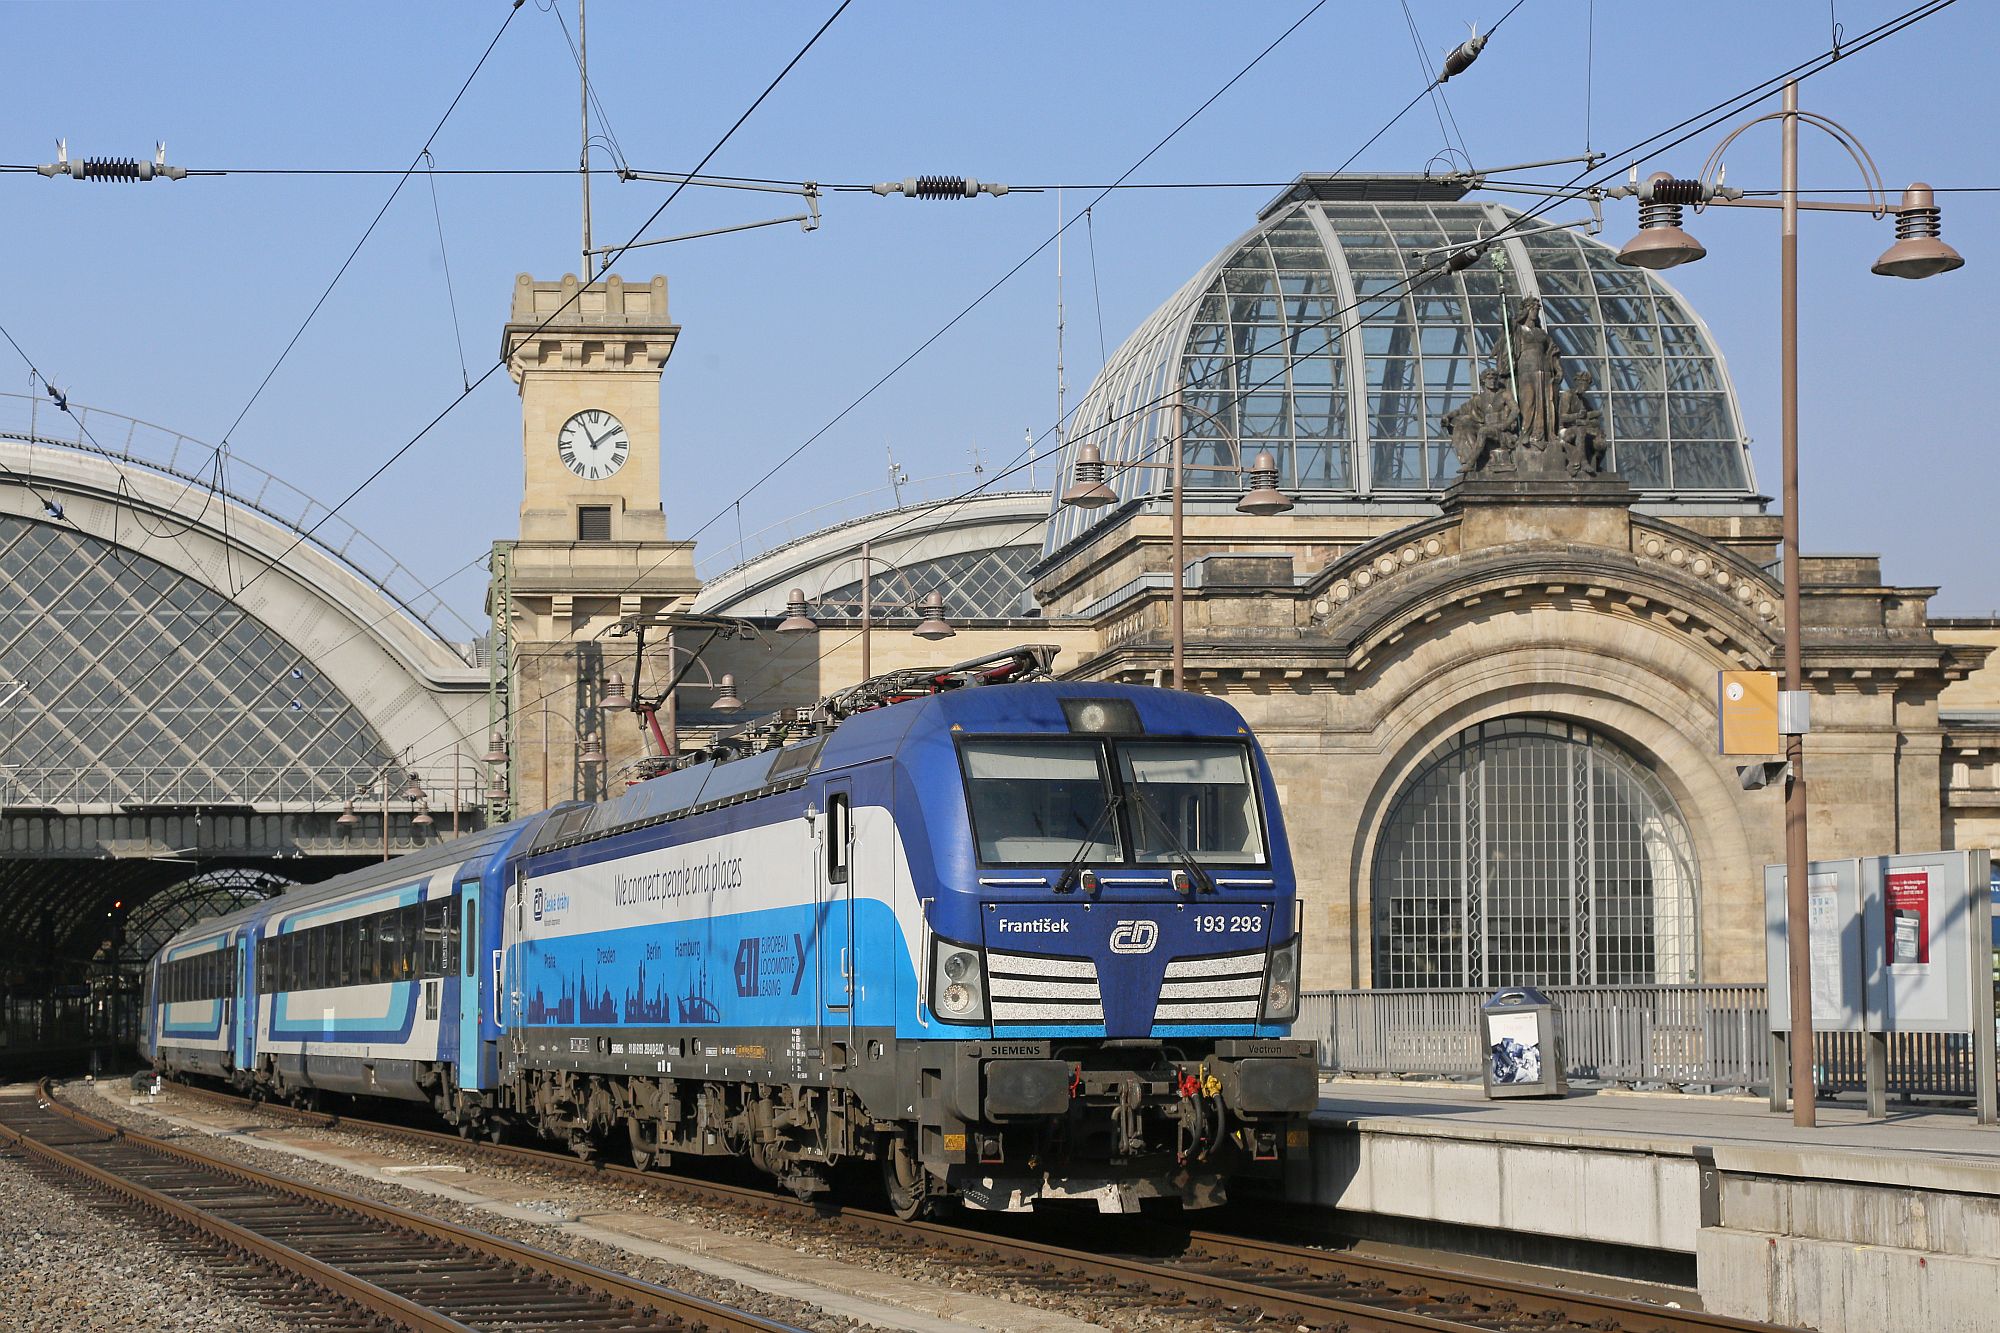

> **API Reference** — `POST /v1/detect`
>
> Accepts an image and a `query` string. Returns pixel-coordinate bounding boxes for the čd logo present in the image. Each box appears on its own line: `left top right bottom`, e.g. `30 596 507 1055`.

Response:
1108 920 1159 954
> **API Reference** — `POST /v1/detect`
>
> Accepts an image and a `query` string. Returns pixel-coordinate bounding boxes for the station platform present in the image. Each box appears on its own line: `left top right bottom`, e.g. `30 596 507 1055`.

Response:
1274 1079 2000 1332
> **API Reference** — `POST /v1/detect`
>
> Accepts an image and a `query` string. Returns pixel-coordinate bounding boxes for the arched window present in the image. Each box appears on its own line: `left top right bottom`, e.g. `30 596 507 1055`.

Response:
1373 718 1699 989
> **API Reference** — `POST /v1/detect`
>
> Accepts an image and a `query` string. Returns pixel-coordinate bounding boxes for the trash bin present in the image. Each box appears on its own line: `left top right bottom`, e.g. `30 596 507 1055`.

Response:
1480 987 1567 1099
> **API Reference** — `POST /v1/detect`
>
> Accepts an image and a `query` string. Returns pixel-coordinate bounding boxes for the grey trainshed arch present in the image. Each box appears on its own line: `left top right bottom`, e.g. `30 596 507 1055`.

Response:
0 415 492 822
0 408 495 1007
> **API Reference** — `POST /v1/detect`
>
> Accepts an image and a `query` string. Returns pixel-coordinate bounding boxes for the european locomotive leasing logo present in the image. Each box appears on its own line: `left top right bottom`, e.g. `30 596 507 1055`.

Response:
1108 920 1160 954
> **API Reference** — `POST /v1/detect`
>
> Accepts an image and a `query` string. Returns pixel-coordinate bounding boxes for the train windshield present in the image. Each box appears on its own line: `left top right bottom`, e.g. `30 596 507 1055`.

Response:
1116 742 1264 865
961 738 1267 866
961 740 1123 865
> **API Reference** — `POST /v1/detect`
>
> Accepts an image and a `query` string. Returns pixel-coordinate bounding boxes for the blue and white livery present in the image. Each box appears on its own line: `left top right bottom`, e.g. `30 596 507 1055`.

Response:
145 647 1317 1213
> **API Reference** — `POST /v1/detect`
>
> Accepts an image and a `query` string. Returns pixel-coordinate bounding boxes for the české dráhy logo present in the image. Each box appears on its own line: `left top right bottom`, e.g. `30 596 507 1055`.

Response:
1108 920 1160 954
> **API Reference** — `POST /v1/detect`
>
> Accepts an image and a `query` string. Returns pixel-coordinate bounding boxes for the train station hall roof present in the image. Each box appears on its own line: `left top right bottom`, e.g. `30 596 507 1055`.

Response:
1046 175 1758 557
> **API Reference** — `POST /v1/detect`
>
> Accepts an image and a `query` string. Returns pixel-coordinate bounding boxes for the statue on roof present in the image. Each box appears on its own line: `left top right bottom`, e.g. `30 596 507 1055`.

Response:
1509 297 1564 445
1558 368 1605 477
1442 367 1520 476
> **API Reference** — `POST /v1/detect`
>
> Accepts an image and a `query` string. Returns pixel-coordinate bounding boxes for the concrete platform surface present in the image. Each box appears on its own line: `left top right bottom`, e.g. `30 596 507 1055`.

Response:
1315 1079 2000 1187
1304 1079 2000 1333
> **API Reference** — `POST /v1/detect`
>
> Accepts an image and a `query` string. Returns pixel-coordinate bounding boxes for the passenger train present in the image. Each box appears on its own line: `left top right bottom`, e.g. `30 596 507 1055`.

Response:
143 646 1317 1215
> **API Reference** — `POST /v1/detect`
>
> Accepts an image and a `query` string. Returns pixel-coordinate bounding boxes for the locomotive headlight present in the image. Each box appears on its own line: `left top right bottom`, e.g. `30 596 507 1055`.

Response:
1262 936 1300 1023
931 941 986 1023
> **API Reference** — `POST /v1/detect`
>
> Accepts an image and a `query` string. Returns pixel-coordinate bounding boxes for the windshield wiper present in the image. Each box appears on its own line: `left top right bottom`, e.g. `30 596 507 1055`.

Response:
1126 788 1212 895
1053 792 1122 894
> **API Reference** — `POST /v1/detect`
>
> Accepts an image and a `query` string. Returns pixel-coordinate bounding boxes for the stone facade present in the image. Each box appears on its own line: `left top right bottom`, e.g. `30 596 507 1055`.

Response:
1029 484 1986 991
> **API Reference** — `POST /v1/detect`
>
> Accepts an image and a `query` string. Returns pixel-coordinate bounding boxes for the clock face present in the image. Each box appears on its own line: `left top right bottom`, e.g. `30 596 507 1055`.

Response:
557 409 630 481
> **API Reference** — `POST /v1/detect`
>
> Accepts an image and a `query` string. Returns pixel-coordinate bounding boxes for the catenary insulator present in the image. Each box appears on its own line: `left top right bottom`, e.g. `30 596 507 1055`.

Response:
85 157 147 182
1644 177 1707 206
1438 31 1488 82
871 176 1008 199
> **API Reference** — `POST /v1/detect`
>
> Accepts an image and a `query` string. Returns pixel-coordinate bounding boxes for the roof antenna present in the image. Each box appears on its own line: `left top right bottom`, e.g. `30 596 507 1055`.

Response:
887 446 907 506
1055 188 1069 480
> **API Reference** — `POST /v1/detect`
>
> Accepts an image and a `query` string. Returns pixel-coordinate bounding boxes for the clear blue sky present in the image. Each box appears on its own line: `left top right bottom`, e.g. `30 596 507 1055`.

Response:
4 1 1995 626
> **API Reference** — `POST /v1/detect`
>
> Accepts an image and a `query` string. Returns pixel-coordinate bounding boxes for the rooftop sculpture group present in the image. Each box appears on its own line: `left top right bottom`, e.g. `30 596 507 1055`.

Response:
1442 297 1606 481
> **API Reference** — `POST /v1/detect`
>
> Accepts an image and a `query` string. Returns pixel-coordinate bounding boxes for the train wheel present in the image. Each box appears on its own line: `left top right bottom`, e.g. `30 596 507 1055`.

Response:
881 1136 937 1221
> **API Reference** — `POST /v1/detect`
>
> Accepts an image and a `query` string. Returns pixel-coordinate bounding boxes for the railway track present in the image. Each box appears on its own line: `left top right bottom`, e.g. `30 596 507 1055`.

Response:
139 1078 1799 1333
1 1081 802 1333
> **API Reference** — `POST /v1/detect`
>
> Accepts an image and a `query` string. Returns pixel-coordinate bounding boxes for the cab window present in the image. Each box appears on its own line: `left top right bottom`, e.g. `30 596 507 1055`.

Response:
961 739 1122 865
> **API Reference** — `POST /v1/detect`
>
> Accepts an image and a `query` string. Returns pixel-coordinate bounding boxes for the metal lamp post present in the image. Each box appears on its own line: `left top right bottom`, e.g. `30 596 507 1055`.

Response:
1061 391 1294 689
1614 80 1964 1129
774 540 958 683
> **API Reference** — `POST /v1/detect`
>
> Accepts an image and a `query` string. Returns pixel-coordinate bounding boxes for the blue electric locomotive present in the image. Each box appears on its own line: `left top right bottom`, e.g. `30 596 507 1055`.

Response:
144 646 1318 1214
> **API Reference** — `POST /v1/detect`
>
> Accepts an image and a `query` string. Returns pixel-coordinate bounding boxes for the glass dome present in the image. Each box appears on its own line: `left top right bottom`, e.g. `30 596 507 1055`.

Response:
1046 178 1755 554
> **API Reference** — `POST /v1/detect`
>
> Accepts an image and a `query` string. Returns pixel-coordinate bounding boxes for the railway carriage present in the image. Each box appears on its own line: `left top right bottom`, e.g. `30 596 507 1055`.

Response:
145 647 1319 1215
145 816 560 1134
143 923 247 1081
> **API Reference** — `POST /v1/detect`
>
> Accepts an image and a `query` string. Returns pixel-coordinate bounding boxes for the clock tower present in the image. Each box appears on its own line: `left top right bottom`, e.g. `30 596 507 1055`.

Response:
491 272 701 815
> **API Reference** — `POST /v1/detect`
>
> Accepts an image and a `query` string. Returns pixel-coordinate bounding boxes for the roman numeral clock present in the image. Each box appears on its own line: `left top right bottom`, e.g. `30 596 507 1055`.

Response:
557 409 631 482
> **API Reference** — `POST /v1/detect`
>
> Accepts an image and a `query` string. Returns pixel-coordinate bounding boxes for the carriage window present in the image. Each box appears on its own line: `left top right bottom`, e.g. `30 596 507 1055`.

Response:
1116 742 1266 865
961 740 1122 865
422 899 448 978
380 912 404 982
400 903 423 980
826 793 851 885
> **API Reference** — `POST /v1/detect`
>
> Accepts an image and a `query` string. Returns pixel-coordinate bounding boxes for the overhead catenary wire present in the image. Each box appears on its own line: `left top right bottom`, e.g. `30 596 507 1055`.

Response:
548 0 632 174
225 0 853 608
7 165 1989 194
214 1 525 452
530 0 1962 704
1399 0 1473 169
37 0 858 769
674 0 1334 554
22 0 1966 793
0 318 224 562
1084 207 1110 370
423 151 473 392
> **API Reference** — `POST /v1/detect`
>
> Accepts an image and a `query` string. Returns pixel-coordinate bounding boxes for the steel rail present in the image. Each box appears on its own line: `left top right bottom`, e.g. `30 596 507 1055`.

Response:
0 1095 466 1332
1 1120 450 1330
161 1079 1796 1333
24 1082 804 1333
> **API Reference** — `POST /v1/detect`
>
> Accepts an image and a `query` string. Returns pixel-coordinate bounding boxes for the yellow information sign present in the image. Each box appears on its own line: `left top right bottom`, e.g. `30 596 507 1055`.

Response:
1718 670 1780 755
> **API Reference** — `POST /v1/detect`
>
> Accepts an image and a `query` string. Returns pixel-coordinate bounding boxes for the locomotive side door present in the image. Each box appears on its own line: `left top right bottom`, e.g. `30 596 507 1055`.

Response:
505 867 527 1049
817 780 855 1053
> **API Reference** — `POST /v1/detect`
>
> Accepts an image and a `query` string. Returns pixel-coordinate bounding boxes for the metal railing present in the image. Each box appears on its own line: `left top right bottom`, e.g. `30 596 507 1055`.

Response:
1 764 488 812
1300 984 1997 1100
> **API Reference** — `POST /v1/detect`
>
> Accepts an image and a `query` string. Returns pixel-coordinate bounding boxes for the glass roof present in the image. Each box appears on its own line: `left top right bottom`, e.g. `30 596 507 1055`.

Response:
1046 193 1755 555
0 515 395 807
